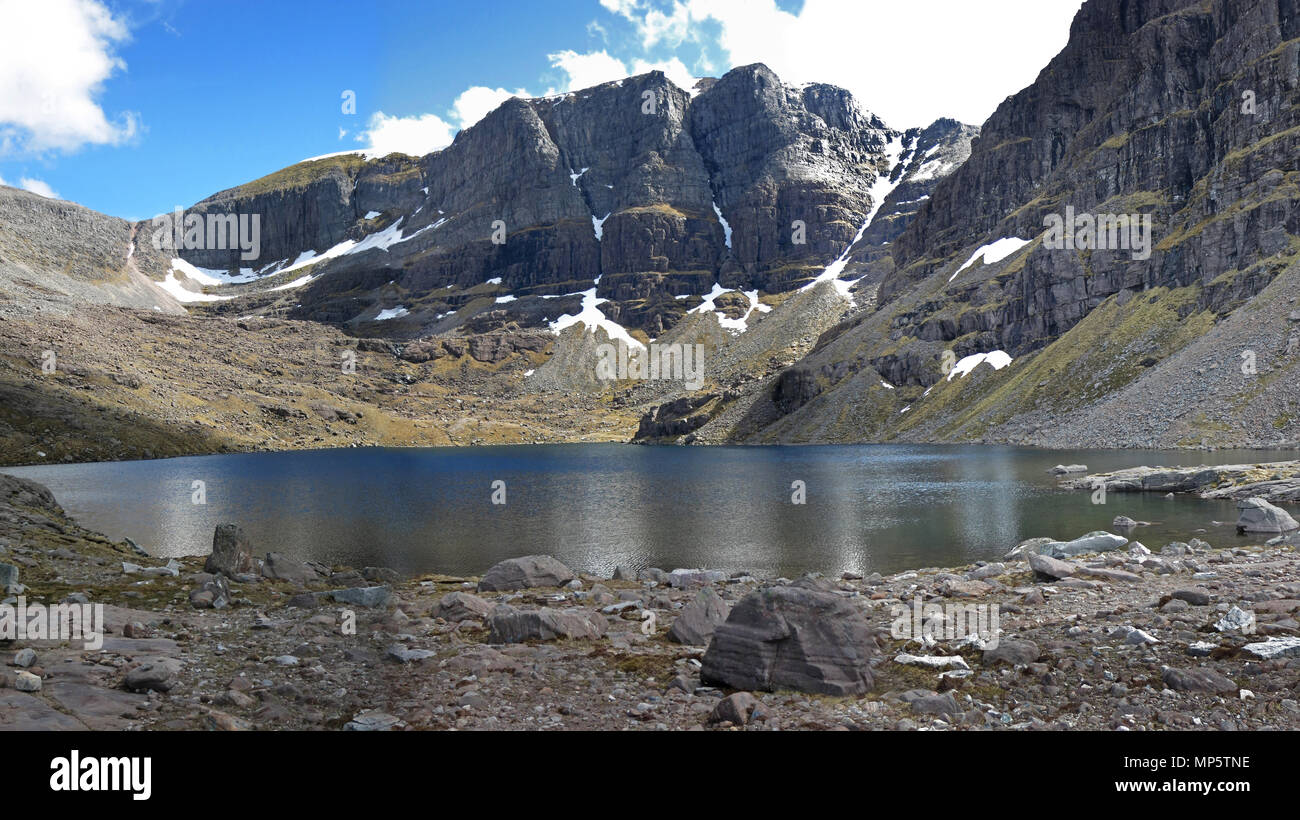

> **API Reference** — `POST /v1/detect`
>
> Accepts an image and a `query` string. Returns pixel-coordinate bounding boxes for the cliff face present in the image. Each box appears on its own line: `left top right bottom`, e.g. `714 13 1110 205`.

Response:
167 65 958 338
694 0 1300 449
881 0 1300 353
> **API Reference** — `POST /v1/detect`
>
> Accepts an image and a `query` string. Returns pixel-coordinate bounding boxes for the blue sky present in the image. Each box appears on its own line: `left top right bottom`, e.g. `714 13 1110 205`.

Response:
0 0 1084 220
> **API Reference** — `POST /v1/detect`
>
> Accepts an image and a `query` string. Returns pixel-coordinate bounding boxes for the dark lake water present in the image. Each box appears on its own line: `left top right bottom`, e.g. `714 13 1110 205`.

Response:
4 444 1294 578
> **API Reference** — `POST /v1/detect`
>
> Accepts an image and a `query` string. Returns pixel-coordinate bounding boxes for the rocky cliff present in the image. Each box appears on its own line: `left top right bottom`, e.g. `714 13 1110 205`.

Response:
678 0 1300 449
163 65 969 345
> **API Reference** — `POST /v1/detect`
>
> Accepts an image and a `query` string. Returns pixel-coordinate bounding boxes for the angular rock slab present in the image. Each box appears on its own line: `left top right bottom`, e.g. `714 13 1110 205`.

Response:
432 591 493 622
487 604 607 643
1236 497 1299 533
700 585 877 696
0 691 88 730
478 555 575 592
667 587 730 646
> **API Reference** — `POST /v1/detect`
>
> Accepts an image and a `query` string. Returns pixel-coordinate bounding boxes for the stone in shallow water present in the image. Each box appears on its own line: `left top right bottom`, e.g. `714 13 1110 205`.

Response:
700 585 877 696
1236 497 1299 533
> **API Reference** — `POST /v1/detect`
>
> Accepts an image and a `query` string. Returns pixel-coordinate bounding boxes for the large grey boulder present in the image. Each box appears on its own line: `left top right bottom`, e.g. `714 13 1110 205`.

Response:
667 587 730 645
0 562 17 590
1028 553 1077 580
329 586 391 608
432 591 493 622
700 585 877 696
1161 666 1238 694
262 552 320 585
1236 497 1299 533
487 604 607 643
1039 531 1127 558
204 524 254 577
124 658 182 693
478 555 575 592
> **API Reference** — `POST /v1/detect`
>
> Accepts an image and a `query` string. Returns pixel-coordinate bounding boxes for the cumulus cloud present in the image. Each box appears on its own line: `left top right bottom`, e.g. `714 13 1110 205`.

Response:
547 49 695 94
20 177 59 198
357 111 457 157
449 86 531 130
0 0 139 155
598 0 1085 128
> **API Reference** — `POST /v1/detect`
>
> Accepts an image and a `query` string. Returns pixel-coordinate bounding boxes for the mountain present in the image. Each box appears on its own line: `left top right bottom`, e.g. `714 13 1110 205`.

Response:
0 65 975 465
673 0 1300 450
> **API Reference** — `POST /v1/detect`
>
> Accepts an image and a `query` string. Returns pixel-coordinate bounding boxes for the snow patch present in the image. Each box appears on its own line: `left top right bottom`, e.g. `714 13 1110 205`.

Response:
946 350 1014 381
374 306 409 321
949 237 1031 282
548 288 644 349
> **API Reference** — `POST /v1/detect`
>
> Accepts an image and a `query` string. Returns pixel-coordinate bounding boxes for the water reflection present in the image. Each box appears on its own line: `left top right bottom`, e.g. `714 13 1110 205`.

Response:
4 444 1292 577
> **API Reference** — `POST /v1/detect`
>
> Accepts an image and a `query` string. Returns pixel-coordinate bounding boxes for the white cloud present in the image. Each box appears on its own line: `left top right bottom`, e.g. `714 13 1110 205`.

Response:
357 111 456 157
547 49 695 94
547 49 632 91
450 86 530 130
600 0 1086 128
0 0 139 154
19 177 59 199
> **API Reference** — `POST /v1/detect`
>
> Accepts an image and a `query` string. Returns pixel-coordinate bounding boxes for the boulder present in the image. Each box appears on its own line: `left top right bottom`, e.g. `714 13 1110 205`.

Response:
204 524 254 577
487 605 607 643
700 585 877 696
189 576 230 609
667 587 730 646
1039 531 1127 558
1161 666 1238 694
1028 553 1077 580
708 692 760 725
0 562 17 589
1236 497 1299 533
432 591 493 622
983 639 1039 666
478 555 575 591
329 586 391 608
262 552 319 585
124 658 182 693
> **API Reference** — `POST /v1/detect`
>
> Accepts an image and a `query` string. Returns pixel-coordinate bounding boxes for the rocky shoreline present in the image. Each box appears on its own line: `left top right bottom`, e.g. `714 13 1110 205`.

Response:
2 472 1298 731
